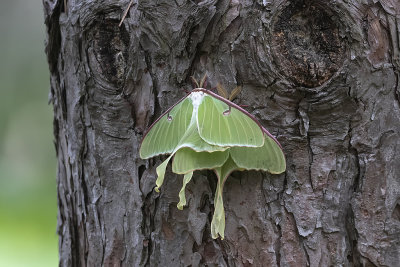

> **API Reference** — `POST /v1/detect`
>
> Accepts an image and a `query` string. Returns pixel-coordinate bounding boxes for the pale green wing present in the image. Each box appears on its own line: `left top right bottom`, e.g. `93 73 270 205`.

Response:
172 148 229 174
176 123 227 153
173 148 229 210
153 126 225 192
141 94 228 192
177 171 193 210
210 134 286 239
230 133 286 174
197 95 264 147
154 154 173 192
211 156 240 240
149 106 228 192
139 97 193 159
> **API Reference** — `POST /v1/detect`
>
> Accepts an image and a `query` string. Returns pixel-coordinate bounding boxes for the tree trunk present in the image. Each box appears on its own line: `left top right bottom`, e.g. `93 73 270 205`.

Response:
43 0 400 266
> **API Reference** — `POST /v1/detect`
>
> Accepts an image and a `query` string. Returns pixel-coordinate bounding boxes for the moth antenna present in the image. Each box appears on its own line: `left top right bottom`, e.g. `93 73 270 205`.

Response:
216 83 229 99
199 73 208 88
190 76 199 88
229 86 242 101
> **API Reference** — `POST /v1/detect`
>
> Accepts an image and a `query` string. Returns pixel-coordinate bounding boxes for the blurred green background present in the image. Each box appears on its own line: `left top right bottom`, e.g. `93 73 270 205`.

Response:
0 1 57 266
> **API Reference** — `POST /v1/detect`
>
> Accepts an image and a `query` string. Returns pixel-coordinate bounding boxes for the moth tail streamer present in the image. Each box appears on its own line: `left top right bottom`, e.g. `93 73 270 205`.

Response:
155 155 173 192
177 171 194 210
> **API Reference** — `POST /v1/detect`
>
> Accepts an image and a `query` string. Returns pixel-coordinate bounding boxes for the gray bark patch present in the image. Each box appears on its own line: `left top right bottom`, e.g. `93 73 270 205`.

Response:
87 19 130 87
271 0 347 88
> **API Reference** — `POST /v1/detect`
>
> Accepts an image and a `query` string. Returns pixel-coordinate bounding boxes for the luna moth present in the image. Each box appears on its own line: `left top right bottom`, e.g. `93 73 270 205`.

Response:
139 77 286 239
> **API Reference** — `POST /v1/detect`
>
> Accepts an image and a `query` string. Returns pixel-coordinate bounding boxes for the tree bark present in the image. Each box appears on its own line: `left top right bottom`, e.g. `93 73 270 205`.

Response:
43 0 400 266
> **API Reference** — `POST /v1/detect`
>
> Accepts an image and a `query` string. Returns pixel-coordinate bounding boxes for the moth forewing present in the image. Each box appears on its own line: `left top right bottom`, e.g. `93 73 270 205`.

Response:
196 94 264 147
139 96 194 159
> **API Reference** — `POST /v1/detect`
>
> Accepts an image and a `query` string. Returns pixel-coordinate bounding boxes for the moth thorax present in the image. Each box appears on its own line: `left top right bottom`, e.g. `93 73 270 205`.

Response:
190 91 205 111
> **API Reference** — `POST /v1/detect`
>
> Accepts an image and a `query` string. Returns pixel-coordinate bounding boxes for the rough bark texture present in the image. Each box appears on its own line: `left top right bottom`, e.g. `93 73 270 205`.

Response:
43 0 400 266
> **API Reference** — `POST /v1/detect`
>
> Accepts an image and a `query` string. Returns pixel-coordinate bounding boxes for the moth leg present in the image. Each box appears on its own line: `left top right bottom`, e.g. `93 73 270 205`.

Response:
209 86 217 93
180 87 189 94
